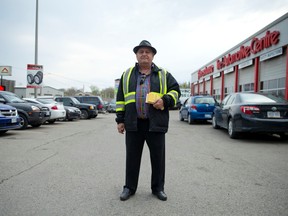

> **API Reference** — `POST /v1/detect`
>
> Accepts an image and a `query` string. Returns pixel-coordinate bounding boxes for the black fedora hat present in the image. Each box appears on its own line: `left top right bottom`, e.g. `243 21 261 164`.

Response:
133 40 157 54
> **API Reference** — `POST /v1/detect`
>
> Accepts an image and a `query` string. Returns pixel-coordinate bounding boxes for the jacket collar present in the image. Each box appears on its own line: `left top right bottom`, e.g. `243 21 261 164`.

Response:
135 63 160 73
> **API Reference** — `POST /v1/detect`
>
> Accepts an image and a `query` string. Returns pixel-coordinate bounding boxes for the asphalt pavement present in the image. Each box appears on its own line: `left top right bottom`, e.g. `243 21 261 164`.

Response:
0 111 287 216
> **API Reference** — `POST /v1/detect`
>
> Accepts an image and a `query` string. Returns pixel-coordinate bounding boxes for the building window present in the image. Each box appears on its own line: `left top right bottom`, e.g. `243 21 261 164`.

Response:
239 83 254 92
224 86 233 96
259 77 285 97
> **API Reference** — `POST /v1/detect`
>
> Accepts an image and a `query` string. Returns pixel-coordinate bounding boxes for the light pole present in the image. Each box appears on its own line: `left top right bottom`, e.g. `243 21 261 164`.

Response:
34 0 38 97
35 0 38 65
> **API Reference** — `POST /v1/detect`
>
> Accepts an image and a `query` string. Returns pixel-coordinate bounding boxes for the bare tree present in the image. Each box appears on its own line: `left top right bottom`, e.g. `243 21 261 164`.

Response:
64 87 78 96
90 85 100 95
179 82 190 89
101 87 114 99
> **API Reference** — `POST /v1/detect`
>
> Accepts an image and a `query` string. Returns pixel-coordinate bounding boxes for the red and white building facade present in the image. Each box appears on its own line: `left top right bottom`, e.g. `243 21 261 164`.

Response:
191 13 288 102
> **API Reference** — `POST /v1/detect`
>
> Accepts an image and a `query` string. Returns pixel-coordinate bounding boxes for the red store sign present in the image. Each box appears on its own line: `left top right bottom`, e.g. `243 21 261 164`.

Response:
198 30 280 79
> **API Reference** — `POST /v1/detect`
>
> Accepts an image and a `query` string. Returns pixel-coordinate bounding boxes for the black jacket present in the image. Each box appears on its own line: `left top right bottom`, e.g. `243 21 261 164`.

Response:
116 63 181 133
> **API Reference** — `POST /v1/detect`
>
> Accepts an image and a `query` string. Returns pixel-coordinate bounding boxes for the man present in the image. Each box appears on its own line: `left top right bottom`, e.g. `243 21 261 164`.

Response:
115 40 181 201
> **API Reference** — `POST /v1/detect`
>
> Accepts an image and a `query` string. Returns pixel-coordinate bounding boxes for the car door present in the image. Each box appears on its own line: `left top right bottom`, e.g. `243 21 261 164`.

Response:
181 98 190 119
216 95 231 127
221 94 235 129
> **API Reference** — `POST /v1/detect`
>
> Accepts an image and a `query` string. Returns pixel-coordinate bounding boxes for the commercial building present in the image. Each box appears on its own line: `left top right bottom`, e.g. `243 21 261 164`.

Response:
15 86 64 98
0 79 15 92
191 13 288 102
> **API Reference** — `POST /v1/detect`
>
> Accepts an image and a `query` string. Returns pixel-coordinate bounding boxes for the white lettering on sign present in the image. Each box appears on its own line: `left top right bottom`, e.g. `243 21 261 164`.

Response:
239 59 253 69
260 47 283 62
224 67 234 74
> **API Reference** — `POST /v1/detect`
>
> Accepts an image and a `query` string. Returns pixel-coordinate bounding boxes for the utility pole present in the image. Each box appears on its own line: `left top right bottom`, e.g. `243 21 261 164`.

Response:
34 0 38 97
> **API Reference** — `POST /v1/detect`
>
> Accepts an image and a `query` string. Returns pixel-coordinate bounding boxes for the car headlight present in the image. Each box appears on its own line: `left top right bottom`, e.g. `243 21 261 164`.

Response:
31 105 40 111
89 105 94 110
68 108 74 112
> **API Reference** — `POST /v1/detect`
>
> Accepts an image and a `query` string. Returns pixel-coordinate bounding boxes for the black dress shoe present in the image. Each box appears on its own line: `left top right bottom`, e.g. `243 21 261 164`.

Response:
152 191 167 201
120 188 134 201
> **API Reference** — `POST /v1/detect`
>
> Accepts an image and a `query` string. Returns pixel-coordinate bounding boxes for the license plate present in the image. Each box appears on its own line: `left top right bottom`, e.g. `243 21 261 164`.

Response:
11 117 17 123
205 114 211 118
267 111 280 118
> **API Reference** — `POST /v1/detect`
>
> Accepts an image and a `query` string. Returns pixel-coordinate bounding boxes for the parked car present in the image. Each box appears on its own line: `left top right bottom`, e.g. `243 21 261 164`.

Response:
64 106 81 121
36 96 79 121
74 96 105 113
0 91 50 129
103 101 109 111
0 103 21 134
23 98 66 123
55 96 98 119
212 92 288 139
179 95 217 124
107 99 116 113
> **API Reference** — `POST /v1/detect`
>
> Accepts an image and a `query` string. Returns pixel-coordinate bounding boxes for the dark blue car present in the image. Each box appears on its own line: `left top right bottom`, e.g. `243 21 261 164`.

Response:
179 95 217 124
0 103 21 134
212 92 288 139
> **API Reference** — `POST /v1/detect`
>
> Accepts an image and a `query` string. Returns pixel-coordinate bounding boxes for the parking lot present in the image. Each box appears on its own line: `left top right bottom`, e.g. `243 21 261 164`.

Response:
0 111 287 216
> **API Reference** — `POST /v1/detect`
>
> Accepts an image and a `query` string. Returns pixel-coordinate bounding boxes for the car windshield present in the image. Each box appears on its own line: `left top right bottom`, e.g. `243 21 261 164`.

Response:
195 97 215 104
3 93 25 103
72 97 80 104
240 93 278 103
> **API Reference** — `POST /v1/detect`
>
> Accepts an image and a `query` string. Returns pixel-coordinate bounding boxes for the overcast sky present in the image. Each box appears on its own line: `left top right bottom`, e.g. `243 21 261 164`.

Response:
1 0 288 91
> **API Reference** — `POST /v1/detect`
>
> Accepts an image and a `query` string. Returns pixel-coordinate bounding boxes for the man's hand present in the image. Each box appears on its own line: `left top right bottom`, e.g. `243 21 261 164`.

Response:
153 98 164 110
117 123 125 134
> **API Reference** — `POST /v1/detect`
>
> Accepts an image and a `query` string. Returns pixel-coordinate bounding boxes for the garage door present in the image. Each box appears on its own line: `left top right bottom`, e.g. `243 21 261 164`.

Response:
260 53 286 81
238 66 254 85
224 72 234 95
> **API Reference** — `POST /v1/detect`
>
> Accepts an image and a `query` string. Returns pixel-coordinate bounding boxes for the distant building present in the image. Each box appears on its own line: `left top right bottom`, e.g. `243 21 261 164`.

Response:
0 79 15 92
15 86 64 98
191 13 288 101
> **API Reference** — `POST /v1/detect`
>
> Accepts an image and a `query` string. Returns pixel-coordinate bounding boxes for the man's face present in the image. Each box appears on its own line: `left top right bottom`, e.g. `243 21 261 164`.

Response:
136 47 154 65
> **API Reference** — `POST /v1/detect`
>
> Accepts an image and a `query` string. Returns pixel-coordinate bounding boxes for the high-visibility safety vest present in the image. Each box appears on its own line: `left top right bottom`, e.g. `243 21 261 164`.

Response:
116 67 178 112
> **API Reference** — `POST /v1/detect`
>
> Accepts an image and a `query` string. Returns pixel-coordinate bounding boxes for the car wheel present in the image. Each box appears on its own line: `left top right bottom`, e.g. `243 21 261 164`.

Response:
18 113 28 130
228 118 238 139
188 115 193 124
179 112 184 121
80 110 89 119
212 114 220 129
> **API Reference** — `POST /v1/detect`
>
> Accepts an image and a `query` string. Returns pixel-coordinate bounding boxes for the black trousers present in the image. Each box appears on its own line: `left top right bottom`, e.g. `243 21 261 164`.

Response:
124 119 165 193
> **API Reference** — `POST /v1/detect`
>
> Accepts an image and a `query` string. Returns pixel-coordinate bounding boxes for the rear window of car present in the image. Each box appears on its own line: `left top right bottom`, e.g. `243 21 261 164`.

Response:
195 97 215 104
37 98 56 104
240 94 277 103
